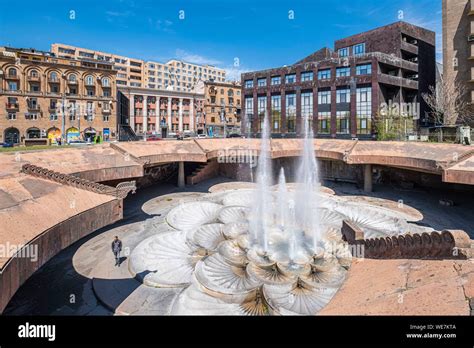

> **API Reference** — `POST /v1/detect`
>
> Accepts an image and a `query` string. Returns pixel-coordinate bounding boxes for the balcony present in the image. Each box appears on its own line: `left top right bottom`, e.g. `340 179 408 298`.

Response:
48 77 60 83
27 90 42 96
5 74 19 80
5 103 19 111
27 75 41 82
401 40 418 55
103 108 111 114
67 79 78 85
47 91 61 97
377 73 419 89
27 104 41 111
49 105 58 112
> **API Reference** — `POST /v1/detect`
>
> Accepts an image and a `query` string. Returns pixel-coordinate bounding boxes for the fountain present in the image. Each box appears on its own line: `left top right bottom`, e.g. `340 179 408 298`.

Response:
128 112 434 315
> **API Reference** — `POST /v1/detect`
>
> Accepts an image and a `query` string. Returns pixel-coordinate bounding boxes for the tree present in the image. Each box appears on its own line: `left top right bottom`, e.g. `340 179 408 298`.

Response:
422 75 474 126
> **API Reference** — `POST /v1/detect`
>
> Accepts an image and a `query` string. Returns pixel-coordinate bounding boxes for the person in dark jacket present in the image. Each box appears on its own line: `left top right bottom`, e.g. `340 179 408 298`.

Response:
111 236 122 267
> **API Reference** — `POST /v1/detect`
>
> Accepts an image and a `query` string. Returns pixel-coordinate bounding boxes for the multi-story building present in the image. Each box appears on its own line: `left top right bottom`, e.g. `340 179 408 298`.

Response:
146 59 226 92
51 43 227 93
0 46 117 145
443 0 474 106
203 81 241 137
241 21 436 139
118 83 205 139
51 43 145 89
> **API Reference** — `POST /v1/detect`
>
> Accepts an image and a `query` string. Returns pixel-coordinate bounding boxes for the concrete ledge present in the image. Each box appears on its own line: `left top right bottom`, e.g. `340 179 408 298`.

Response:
342 220 474 260
0 199 123 314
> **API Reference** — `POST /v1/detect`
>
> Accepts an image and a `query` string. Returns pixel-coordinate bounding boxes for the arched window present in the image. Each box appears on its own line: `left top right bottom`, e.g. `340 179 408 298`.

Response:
8 68 17 77
69 74 77 82
101 77 110 87
50 72 58 81
220 89 224 94
30 70 39 77
85 75 94 86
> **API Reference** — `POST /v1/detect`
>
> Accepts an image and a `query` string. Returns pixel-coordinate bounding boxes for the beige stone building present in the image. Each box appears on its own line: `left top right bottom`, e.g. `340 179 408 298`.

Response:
0 47 117 144
51 43 227 93
51 43 145 88
443 0 474 103
146 59 226 92
203 81 241 137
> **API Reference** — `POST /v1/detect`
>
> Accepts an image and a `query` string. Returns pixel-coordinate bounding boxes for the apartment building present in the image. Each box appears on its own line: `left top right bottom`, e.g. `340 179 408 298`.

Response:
146 59 226 92
203 81 241 137
51 43 145 88
51 43 227 93
0 47 117 145
443 0 474 107
241 21 436 139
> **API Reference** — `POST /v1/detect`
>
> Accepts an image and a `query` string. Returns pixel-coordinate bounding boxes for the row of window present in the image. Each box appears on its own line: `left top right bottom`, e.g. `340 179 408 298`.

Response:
338 43 366 58
6 112 111 122
244 87 372 134
245 64 372 88
5 68 112 86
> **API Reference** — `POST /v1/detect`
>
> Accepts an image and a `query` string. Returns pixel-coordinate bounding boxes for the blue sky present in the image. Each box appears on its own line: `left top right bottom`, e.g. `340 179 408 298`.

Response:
0 0 442 80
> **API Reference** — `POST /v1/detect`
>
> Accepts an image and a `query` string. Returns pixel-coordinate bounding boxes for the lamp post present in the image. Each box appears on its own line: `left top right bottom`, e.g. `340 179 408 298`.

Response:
220 101 227 138
61 95 66 145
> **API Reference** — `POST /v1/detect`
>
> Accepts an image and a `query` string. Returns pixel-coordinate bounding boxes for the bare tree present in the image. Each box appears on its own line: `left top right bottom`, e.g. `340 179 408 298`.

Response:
422 75 474 126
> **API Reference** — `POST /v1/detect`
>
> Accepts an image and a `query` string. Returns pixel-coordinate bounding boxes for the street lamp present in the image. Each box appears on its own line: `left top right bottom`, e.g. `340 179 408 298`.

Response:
220 102 227 138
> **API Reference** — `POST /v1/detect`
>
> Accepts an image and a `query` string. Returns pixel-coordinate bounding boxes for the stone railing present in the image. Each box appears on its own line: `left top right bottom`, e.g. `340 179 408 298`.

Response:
21 164 136 199
342 220 473 260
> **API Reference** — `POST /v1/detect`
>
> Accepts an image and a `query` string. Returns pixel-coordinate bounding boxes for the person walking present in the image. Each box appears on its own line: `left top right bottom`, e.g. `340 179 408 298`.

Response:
111 236 122 267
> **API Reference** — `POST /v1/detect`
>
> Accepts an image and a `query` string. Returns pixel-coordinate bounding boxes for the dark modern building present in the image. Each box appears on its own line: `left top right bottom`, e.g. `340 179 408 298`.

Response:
241 21 436 139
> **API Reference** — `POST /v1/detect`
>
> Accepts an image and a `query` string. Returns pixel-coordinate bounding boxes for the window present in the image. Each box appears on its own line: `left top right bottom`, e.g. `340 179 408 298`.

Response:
356 64 372 75
102 77 110 87
30 70 39 78
336 67 350 77
69 74 77 83
336 88 350 103
356 86 372 134
257 96 267 132
8 113 16 120
336 111 350 134
318 69 331 80
8 68 17 77
245 80 254 88
50 72 58 81
318 90 331 104
103 89 111 97
245 97 254 130
257 78 267 87
85 75 94 86
103 115 110 122
286 93 296 133
271 95 281 132
338 47 349 57
301 71 314 82
50 113 58 121
30 83 40 92
285 74 296 84
301 92 313 129
318 112 330 134
353 43 366 56
8 81 18 91
271 76 281 85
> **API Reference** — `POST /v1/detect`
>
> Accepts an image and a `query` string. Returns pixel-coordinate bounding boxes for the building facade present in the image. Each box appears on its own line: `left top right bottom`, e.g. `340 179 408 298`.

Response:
146 59 226 92
203 81 241 137
0 47 117 145
118 85 205 139
241 22 436 139
52 43 227 93
51 43 145 89
443 0 474 105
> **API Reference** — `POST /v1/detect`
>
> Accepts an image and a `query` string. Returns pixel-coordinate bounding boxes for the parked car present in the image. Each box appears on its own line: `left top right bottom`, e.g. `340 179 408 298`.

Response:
68 140 91 146
146 134 162 141
1 142 14 148
227 133 242 138
176 133 184 140
197 134 208 139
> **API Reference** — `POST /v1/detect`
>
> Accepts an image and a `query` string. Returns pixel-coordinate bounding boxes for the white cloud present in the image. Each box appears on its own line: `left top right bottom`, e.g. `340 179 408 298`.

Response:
175 49 223 66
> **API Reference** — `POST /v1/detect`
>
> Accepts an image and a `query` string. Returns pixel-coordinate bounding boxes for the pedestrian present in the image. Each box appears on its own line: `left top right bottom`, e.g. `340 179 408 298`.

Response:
111 236 122 267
